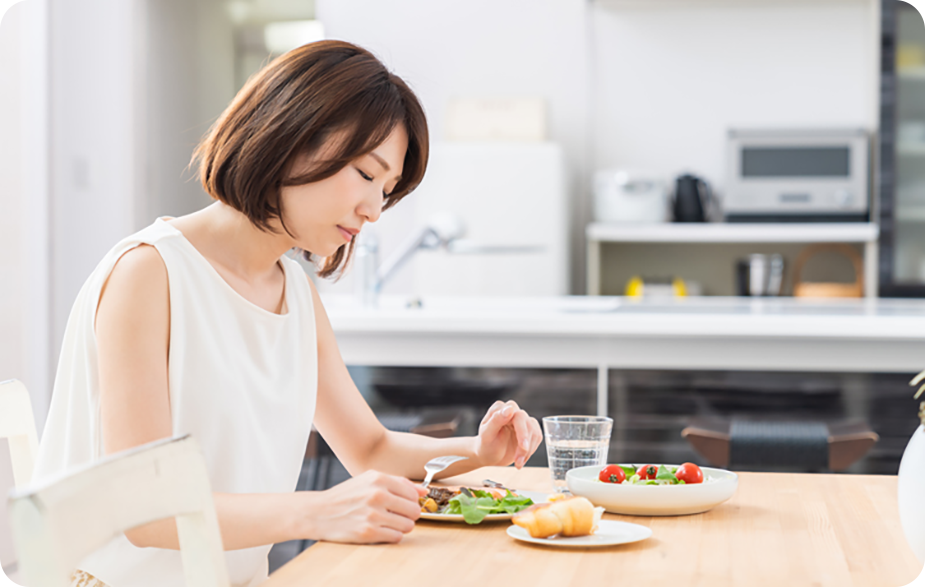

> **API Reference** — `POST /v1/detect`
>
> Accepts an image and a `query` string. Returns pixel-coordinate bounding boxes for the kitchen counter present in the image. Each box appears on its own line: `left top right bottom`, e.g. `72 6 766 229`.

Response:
322 295 925 415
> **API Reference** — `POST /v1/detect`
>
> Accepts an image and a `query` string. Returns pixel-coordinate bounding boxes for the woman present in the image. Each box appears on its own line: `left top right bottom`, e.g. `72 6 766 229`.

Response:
34 40 543 587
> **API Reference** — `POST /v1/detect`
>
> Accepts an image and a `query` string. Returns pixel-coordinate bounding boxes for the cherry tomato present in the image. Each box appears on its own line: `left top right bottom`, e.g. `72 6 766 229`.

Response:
599 464 626 484
637 465 659 480
675 462 704 484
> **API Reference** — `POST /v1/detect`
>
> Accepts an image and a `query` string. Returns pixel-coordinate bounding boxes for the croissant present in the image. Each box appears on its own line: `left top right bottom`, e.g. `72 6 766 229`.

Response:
512 496 600 538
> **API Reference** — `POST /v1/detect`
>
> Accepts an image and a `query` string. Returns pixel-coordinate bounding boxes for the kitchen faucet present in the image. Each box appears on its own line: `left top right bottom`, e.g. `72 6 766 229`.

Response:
354 213 465 307
353 212 545 307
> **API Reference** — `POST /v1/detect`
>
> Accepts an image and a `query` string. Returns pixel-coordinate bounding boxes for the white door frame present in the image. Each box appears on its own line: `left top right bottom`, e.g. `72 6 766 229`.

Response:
19 0 50 436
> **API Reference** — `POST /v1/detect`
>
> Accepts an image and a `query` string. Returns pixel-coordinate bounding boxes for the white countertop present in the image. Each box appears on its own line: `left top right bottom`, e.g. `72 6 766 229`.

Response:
323 295 925 341
584 222 880 244
323 295 925 413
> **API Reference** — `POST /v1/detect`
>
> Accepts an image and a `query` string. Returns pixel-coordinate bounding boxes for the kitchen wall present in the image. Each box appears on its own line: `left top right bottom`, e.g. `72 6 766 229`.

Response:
0 0 23 569
0 5 26 416
46 0 235 402
139 0 235 227
317 0 879 296
591 0 878 294
46 0 140 426
591 0 878 190
316 0 592 296
0 0 47 568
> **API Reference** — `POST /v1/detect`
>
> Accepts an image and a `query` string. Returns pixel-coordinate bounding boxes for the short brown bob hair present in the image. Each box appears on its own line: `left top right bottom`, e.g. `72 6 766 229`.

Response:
192 40 429 278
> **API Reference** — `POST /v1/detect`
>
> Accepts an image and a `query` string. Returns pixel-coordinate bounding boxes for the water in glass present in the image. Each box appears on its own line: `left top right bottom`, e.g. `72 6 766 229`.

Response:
546 438 609 493
543 415 613 493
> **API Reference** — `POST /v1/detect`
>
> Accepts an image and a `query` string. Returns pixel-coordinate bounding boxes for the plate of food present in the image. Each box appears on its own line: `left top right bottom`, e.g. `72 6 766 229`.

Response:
419 486 547 524
567 463 738 516
507 495 651 547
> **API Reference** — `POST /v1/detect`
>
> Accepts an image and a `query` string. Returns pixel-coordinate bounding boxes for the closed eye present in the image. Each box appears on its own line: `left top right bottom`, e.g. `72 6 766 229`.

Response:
358 167 392 199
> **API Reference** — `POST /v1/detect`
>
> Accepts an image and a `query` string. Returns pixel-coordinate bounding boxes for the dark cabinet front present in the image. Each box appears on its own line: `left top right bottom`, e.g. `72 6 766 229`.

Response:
880 0 925 296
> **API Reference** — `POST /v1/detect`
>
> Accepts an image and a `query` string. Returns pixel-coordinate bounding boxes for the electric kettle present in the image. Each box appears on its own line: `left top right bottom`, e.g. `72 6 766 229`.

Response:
672 174 711 222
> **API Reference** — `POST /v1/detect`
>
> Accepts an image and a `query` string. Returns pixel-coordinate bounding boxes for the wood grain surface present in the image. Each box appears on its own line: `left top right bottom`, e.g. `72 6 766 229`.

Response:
262 466 923 587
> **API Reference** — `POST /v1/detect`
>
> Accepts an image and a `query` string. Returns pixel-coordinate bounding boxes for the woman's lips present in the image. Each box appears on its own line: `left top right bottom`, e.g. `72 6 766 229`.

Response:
337 226 356 242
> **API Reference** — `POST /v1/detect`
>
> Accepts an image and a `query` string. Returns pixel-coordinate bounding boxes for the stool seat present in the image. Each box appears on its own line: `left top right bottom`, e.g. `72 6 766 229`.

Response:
681 417 879 472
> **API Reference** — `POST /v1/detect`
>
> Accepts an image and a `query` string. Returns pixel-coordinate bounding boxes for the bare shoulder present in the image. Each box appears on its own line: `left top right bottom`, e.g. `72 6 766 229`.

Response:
110 243 166 280
104 244 167 292
97 244 169 329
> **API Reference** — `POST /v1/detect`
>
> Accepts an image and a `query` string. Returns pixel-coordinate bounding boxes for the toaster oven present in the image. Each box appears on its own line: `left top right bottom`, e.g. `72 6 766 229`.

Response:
723 128 870 222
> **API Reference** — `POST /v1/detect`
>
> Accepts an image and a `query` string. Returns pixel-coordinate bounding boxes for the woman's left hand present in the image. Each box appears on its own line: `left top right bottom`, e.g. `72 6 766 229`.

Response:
473 400 543 469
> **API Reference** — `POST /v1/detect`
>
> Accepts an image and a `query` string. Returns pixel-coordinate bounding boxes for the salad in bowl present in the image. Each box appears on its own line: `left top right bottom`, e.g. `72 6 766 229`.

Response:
567 463 737 516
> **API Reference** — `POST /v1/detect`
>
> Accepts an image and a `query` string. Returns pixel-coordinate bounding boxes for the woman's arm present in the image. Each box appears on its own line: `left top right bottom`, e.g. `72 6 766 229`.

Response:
308 278 543 481
95 246 423 549
126 473 423 549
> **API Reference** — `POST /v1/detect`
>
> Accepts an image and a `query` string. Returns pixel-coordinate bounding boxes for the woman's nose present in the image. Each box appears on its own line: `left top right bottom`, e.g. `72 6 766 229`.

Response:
360 192 382 223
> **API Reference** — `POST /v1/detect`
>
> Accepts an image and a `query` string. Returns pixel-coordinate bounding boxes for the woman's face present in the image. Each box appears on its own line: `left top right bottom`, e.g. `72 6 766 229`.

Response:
279 124 408 257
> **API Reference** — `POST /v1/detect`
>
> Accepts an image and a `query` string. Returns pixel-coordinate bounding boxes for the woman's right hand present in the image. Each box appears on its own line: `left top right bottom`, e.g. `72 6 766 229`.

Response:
304 470 427 544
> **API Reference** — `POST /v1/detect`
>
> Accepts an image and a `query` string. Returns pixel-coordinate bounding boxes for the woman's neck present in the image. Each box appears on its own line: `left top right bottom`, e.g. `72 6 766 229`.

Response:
168 202 294 282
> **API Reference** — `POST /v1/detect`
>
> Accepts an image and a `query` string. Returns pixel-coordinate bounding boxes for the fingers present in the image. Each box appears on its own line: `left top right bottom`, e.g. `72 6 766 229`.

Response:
480 400 508 427
511 413 542 469
480 404 515 440
478 400 546 468
358 520 406 544
374 472 424 503
362 472 425 522
529 416 543 456
512 410 531 450
511 411 532 468
369 489 421 524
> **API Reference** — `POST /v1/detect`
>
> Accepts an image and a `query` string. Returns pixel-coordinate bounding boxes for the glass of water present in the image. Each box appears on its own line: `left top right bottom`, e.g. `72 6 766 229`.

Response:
543 415 613 493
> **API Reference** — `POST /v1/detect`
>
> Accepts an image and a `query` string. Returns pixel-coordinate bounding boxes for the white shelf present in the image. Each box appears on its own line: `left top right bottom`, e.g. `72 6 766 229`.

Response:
586 222 879 244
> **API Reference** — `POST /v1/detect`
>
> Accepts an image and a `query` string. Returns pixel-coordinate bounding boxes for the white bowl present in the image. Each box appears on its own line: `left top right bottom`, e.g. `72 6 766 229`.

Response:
566 464 738 516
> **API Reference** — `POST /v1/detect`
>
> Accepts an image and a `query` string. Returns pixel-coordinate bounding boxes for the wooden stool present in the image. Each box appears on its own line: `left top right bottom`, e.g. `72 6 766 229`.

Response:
681 417 879 472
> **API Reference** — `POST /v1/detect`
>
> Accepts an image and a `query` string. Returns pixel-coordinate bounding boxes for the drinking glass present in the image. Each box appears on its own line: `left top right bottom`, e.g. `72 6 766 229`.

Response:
543 415 613 493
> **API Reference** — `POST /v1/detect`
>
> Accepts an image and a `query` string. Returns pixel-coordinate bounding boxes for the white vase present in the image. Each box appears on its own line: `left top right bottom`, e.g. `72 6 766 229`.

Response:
898 424 925 562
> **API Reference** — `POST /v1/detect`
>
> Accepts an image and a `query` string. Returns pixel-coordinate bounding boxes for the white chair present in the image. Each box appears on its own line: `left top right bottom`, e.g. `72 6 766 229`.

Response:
0 379 39 488
8 435 230 587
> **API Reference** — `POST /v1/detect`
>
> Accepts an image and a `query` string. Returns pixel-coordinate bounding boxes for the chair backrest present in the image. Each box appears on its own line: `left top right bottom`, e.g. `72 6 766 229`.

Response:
0 379 39 488
8 435 230 587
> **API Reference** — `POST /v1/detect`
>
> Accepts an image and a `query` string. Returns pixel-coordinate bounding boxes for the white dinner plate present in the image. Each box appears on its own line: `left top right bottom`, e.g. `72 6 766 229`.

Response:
566 464 738 516
419 490 548 523
506 520 652 547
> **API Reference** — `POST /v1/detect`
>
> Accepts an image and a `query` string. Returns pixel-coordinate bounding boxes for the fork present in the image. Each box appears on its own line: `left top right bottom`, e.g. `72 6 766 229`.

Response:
420 455 468 487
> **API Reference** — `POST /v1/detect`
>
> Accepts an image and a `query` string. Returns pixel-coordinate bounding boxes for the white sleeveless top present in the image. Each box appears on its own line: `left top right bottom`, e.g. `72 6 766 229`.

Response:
33 218 318 587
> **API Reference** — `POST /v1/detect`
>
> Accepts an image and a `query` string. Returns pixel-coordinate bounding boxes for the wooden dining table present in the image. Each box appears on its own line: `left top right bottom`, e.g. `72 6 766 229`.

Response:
262 466 923 587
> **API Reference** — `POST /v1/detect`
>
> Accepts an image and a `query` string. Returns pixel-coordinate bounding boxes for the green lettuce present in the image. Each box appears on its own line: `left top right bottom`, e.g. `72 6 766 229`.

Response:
446 489 534 524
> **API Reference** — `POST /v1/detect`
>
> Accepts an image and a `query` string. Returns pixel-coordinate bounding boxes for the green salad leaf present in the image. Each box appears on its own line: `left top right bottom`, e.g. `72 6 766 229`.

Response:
498 493 534 514
656 465 679 484
445 489 534 524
